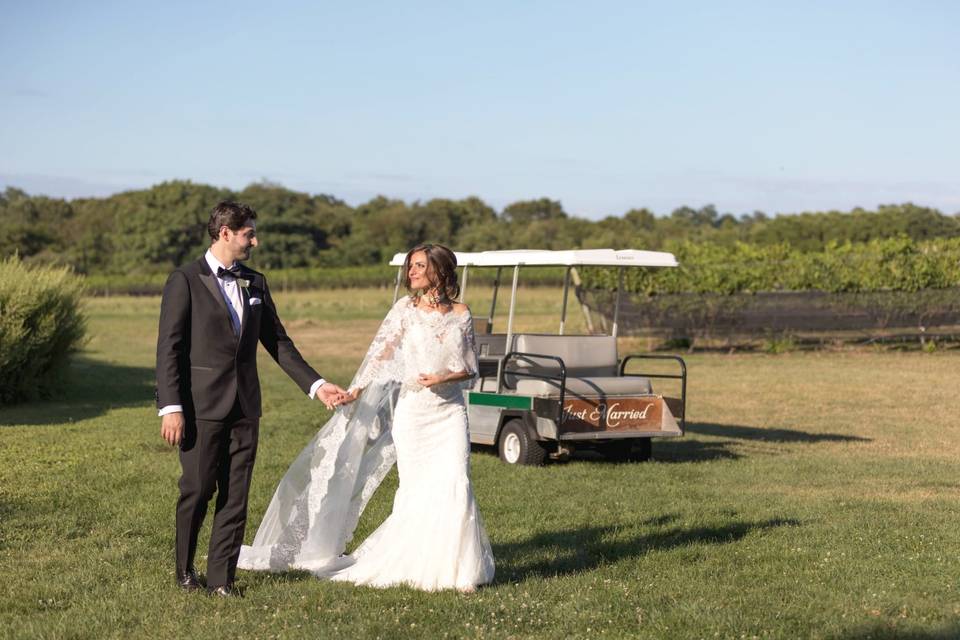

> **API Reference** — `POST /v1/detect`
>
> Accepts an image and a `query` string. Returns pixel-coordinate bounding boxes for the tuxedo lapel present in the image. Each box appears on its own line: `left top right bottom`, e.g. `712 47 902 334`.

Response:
197 258 237 335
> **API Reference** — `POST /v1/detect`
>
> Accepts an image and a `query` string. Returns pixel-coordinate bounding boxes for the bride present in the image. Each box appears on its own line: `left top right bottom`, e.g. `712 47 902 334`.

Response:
237 244 495 592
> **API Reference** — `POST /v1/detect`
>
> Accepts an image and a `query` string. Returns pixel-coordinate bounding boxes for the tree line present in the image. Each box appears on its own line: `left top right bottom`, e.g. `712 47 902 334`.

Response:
2 180 959 275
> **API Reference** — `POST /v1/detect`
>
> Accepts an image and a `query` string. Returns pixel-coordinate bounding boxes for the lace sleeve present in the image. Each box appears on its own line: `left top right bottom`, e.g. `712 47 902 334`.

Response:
445 309 479 382
348 297 408 392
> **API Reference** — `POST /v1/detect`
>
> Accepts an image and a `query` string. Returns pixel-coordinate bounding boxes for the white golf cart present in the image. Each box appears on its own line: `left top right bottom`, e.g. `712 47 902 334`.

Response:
388 249 687 465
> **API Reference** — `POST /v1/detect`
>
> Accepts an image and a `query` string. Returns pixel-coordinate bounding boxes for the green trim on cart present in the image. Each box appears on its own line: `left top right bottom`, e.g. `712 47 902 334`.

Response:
468 392 533 410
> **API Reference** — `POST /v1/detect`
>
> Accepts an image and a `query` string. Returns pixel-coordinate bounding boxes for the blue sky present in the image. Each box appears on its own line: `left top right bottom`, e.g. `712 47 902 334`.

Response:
2 0 958 218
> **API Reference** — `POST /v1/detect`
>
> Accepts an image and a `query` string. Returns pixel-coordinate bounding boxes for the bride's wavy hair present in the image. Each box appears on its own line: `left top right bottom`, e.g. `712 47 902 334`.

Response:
402 243 460 302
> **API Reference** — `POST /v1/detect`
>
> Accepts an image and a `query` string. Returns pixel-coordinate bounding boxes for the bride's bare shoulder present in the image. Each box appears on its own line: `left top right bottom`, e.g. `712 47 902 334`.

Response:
451 302 470 316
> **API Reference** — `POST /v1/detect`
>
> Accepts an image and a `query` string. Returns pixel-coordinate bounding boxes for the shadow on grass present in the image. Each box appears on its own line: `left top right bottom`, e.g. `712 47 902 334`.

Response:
650 421 871 463
0 356 155 427
472 436 743 464
474 420 869 465
687 422 871 444
564 439 742 464
494 518 801 583
644 437 743 463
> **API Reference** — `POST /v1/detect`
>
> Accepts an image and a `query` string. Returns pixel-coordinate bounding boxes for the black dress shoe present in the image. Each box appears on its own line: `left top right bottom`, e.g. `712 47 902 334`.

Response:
176 568 202 592
207 584 241 598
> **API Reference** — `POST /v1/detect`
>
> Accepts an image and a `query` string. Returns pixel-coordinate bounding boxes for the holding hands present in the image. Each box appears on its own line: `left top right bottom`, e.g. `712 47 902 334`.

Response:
318 370 468 412
316 382 363 408
315 382 349 409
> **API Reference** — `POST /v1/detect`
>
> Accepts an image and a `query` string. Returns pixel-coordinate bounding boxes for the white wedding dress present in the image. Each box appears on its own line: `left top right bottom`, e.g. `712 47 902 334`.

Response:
237 296 495 591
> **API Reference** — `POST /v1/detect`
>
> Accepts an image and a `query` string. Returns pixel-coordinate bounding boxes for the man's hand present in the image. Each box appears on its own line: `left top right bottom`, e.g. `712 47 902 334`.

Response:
315 382 348 409
161 412 185 447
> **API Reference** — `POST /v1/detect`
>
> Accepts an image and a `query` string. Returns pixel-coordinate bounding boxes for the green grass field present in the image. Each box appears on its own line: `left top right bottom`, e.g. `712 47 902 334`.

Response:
2 288 958 639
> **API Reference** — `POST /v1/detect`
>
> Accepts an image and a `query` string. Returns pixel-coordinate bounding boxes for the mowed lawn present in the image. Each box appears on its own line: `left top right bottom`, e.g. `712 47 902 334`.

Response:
1 287 959 639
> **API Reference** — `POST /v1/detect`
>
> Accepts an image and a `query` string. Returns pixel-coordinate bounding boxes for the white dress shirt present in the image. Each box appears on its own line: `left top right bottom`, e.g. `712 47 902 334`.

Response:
158 251 325 417
206 250 244 334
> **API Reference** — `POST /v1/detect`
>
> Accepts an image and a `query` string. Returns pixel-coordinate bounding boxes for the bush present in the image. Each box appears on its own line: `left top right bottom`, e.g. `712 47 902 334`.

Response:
0 257 87 404
579 238 960 295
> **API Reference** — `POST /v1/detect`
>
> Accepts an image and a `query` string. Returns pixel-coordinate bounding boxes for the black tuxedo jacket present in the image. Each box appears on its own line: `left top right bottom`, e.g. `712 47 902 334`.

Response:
156 257 321 421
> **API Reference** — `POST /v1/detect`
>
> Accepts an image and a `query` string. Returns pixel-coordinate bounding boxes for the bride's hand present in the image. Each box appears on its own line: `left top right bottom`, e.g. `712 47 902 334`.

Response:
417 373 444 387
336 388 361 405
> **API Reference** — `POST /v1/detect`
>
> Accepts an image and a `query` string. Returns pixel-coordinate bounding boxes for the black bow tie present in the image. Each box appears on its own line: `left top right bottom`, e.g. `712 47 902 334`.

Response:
217 265 242 279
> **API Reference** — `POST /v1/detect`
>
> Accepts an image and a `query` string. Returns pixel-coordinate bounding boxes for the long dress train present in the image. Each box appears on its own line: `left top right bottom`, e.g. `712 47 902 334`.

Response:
237 296 495 591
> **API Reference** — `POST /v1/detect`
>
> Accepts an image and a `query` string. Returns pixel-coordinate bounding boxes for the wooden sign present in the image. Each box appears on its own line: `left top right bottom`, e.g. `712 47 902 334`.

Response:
560 396 677 433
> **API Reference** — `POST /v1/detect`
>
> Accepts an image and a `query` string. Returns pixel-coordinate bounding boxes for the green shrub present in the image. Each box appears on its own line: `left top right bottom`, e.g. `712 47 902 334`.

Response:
579 238 960 295
0 257 87 404
762 335 797 354
79 237 960 297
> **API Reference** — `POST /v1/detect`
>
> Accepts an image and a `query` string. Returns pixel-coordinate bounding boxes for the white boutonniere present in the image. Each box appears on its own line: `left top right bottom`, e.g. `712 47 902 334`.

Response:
237 278 251 289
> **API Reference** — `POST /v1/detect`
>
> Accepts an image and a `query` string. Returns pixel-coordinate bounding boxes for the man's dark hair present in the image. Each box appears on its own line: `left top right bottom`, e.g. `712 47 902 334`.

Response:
207 201 258 242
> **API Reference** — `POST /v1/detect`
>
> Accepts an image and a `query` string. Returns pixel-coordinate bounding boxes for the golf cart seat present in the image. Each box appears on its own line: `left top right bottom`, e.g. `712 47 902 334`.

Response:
504 334 653 398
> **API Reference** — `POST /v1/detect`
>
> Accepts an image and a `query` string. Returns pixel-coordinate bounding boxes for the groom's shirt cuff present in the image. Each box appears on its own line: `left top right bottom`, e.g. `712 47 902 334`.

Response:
308 378 326 399
158 405 183 417
158 381 325 414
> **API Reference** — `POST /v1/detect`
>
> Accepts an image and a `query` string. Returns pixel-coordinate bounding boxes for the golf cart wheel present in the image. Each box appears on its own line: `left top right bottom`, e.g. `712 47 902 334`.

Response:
601 438 652 463
498 419 547 466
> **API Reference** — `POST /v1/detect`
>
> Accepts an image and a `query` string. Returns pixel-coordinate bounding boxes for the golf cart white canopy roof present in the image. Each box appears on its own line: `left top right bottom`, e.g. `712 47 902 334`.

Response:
389 248 678 268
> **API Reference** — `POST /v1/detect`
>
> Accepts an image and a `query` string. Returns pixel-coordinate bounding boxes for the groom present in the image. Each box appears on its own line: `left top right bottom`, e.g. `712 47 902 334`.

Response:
156 200 345 597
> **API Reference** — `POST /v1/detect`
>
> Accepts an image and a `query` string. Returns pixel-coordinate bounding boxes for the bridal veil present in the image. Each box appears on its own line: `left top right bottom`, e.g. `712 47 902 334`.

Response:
237 299 409 573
